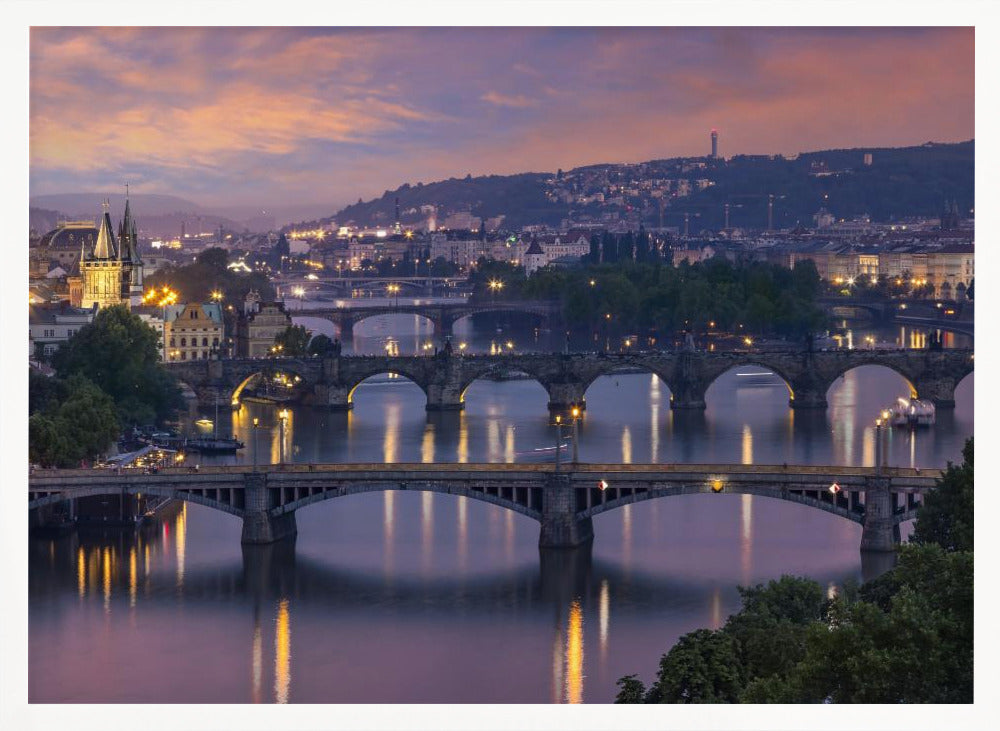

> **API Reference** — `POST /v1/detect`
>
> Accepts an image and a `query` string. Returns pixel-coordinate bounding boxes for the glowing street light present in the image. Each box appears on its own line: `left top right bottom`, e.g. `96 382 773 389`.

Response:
252 417 260 471
210 290 223 302
570 406 581 463
292 286 306 300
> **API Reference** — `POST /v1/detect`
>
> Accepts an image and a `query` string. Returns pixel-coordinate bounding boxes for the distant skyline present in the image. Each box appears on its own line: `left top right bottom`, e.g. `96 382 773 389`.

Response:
30 27 974 217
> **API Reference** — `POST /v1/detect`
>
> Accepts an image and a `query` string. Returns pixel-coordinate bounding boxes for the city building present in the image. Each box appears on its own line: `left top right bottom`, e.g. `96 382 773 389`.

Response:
28 302 96 358
235 292 293 357
69 198 144 310
710 128 719 159
164 302 224 361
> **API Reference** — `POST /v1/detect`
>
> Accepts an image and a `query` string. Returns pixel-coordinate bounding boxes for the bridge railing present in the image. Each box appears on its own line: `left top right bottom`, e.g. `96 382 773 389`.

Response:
29 462 942 481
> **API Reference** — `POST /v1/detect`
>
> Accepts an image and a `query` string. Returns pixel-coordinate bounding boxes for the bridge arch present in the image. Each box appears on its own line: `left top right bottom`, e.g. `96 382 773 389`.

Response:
345 368 430 408
580 363 675 407
826 363 918 403
449 305 550 333
28 484 246 519
270 481 544 522
579 483 864 524
457 362 551 408
704 362 796 406
230 366 311 406
349 310 437 336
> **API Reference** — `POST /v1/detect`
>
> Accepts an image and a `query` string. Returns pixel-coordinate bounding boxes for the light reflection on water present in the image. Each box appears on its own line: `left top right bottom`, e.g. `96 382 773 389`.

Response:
30 319 973 704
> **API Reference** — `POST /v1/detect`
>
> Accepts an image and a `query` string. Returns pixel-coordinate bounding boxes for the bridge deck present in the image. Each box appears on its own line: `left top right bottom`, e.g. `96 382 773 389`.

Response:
29 462 941 488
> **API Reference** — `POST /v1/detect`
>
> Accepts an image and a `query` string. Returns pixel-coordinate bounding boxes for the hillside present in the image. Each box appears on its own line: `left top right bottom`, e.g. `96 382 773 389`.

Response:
294 140 973 233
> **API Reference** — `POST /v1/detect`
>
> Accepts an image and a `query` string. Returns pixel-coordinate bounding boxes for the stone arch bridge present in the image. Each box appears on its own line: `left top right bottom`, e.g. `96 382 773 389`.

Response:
165 349 974 415
28 463 939 553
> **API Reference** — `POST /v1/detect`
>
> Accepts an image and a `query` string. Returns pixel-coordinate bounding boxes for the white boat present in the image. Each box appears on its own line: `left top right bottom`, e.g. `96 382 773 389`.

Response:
889 397 935 428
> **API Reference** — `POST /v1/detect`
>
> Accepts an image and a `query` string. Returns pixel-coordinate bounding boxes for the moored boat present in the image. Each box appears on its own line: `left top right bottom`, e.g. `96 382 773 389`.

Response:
888 397 936 428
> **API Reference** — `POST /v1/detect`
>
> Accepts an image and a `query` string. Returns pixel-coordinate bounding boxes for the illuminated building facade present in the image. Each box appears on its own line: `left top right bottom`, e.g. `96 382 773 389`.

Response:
164 302 224 361
74 197 144 310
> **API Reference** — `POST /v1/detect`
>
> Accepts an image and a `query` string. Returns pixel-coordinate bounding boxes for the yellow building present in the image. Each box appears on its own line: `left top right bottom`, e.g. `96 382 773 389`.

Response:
164 302 224 361
74 198 144 310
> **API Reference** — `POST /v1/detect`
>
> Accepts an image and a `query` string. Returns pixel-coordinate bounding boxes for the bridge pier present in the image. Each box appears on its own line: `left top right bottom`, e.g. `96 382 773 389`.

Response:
539 475 593 549
425 383 464 411
311 383 353 410
860 476 896 553
914 377 957 408
241 474 298 545
789 386 828 409
546 382 586 419
669 381 707 410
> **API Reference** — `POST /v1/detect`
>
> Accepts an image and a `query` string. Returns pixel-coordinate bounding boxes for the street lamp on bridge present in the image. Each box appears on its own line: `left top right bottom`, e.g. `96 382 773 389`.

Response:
252 417 260 472
387 283 401 308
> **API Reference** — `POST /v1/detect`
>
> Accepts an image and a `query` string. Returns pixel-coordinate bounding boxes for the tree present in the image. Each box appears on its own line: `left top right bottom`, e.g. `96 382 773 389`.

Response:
614 675 647 704
911 438 973 552
307 333 335 356
29 375 119 467
196 246 229 272
644 629 743 703
274 325 311 356
51 305 183 427
764 545 972 703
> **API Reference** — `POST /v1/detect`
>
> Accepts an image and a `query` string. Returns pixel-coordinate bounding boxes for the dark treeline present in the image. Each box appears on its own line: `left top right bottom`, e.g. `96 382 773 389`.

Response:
29 306 184 467
145 247 275 305
615 438 974 704
470 255 828 340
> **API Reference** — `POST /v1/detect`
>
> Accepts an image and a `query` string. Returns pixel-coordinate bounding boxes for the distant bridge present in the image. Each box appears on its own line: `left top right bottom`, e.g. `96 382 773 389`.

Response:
275 275 466 297
288 299 562 338
165 349 974 414
28 462 940 552
818 296 974 336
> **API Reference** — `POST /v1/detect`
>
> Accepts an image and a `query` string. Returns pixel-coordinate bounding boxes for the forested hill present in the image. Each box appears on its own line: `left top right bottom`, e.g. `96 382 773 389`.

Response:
331 173 562 231
297 140 973 232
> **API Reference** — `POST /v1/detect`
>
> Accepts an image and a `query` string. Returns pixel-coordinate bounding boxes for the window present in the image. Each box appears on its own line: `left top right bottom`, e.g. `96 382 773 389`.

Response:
213 338 219 346
180 352 187 360
202 337 208 347
170 338 175 347
180 337 187 347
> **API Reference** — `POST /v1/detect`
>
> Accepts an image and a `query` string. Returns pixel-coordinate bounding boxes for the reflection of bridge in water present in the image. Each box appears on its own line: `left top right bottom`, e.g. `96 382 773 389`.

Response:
30 462 940 553
36 530 885 703
166 349 974 414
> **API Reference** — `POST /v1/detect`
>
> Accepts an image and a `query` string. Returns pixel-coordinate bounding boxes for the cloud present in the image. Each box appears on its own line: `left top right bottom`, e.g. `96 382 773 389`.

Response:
29 27 974 209
480 91 538 108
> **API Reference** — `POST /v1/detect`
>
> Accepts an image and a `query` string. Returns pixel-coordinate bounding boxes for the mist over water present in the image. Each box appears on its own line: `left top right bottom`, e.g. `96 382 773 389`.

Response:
29 314 973 703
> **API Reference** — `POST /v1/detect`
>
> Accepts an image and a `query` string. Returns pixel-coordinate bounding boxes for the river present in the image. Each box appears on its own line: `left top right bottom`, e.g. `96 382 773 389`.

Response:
28 313 973 703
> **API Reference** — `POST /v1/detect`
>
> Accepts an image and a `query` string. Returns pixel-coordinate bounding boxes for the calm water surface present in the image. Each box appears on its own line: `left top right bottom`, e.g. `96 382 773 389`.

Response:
29 315 973 703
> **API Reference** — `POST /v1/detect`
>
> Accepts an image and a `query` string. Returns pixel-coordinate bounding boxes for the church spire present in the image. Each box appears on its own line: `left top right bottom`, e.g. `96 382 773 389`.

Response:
93 199 118 259
119 184 138 263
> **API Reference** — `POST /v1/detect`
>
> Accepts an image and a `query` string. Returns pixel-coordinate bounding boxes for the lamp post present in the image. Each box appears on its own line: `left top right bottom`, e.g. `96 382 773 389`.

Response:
571 406 580 464
554 415 563 473
252 417 260 471
278 409 289 464
880 409 891 469
874 418 883 475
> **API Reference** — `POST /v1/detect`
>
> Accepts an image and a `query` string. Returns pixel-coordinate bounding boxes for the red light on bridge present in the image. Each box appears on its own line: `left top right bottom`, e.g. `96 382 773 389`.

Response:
829 483 841 494
598 480 609 491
